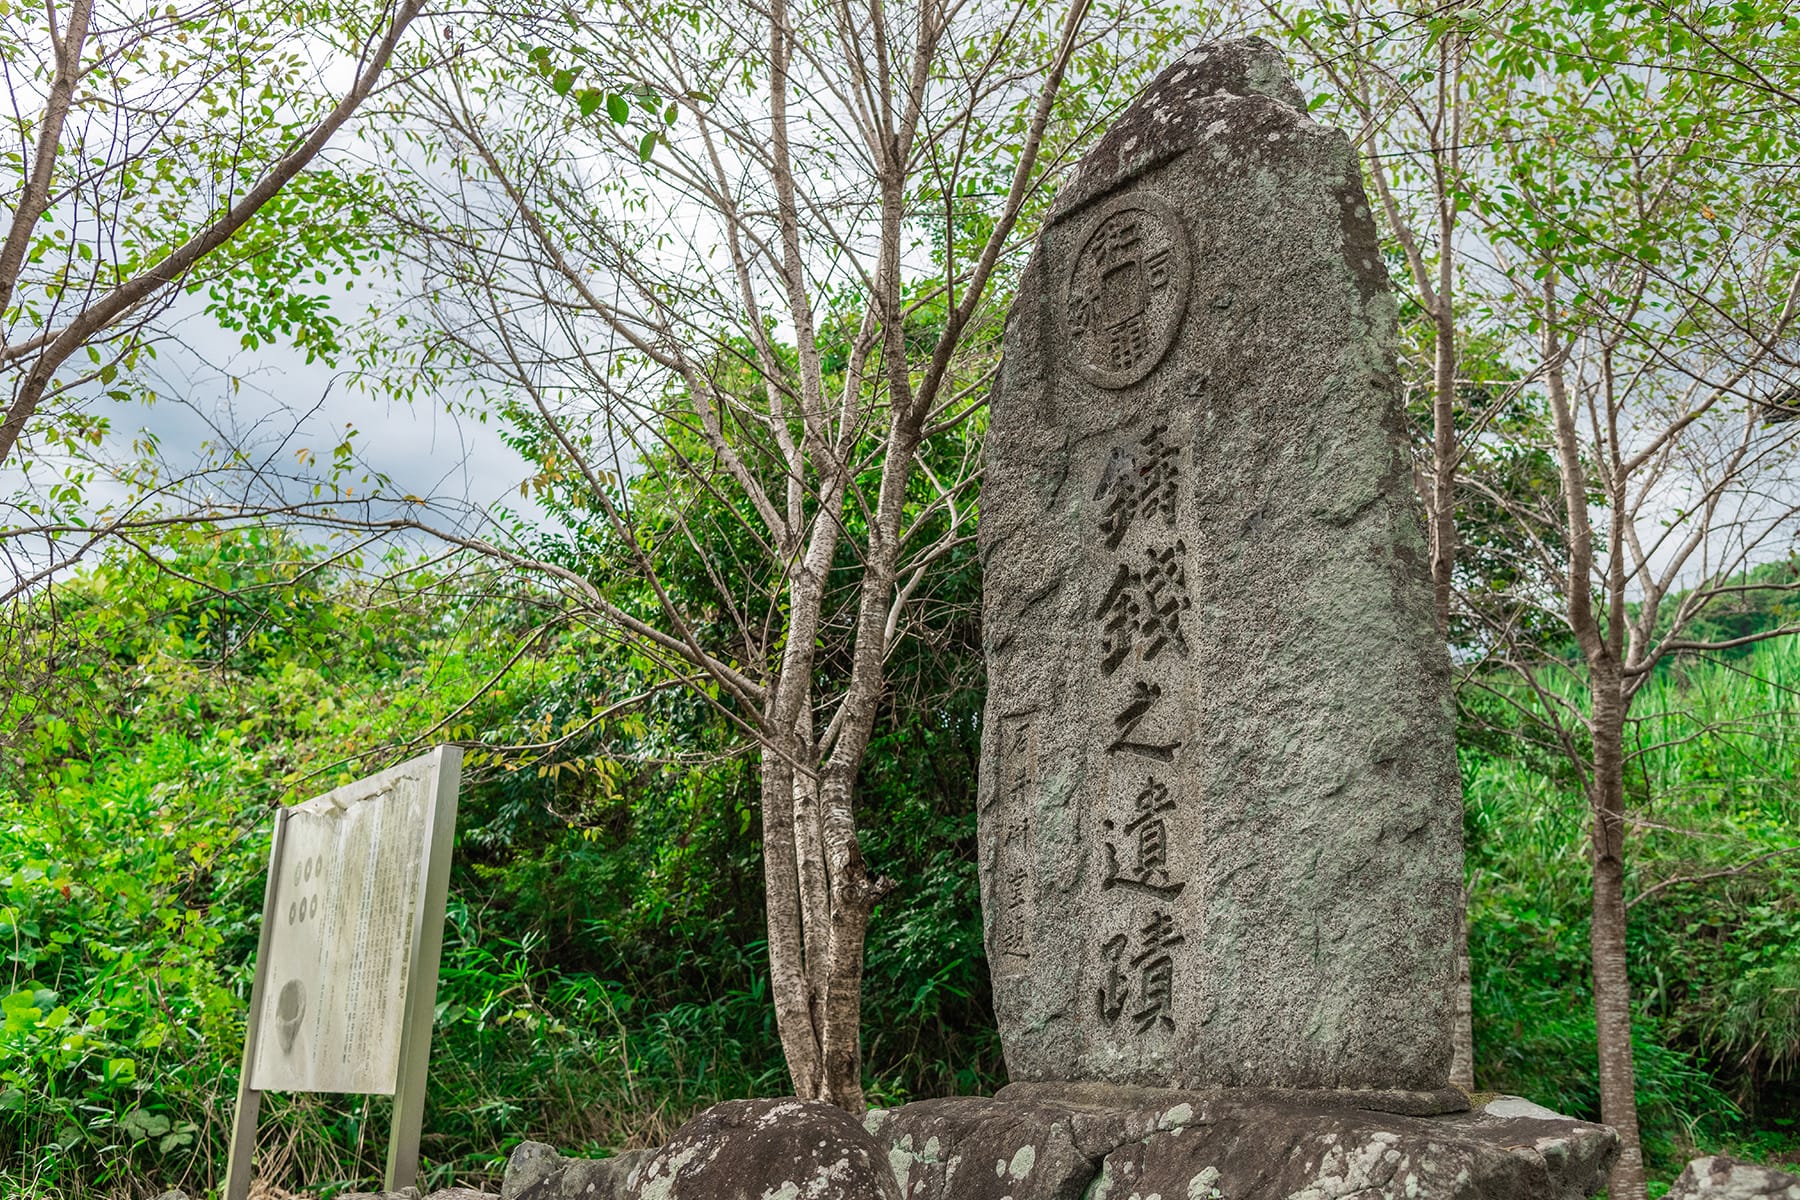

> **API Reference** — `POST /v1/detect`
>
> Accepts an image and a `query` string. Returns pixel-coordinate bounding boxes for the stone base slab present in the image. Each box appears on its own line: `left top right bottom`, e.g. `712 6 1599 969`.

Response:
867 1091 1618 1200
997 1079 1473 1117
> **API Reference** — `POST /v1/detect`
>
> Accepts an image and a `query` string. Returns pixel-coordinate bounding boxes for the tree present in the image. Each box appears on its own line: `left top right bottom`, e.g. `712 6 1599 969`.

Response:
1264 2 1800 1191
0 0 433 481
355 0 1185 1107
1441 5 1800 1195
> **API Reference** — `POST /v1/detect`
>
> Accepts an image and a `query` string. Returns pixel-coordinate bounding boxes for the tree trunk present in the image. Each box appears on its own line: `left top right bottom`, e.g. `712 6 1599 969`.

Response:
1429 307 1457 627
1449 888 1476 1091
817 767 877 1110
1539 293 1643 1196
760 748 824 1098
1430 315 1476 1092
1590 670 1647 1200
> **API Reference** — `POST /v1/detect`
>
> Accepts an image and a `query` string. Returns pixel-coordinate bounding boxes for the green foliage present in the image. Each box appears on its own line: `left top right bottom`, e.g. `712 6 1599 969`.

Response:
0 526 997 1198
1464 638 1800 1177
8 523 1800 1198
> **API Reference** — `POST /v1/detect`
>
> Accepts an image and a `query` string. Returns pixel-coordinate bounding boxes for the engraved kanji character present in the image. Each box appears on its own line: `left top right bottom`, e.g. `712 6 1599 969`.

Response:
1102 775 1185 899
1182 371 1209 405
1137 541 1191 662
1130 909 1185 1034
1095 446 1139 549
1000 812 1032 959
1003 868 1031 957
1097 932 1130 1023
1093 214 1143 268
1106 313 1150 371
1108 680 1180 761
1008 720 1036 784
1123 776 1176 872
1069 289 1094 337
1096 561 1144 676
1145 246 1172 290
1094 425 1182 549
1136 424 1180 526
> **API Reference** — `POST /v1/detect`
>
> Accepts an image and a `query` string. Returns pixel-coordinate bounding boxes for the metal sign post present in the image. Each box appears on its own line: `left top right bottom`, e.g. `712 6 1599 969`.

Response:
225 746 462 1200
385 746 460 1193
224 808 288 1200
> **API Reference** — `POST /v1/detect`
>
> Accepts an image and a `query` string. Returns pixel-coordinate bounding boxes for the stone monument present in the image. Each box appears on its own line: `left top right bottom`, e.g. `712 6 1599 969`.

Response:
454 39 1621 1200
977 36 1463 1098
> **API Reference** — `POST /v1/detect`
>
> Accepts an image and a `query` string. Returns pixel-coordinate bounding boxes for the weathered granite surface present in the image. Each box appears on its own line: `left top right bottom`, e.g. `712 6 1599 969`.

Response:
630 1098 900 1200
501 1139 648 1200
336 1189 494 1200
870 1092 1617 1200
151 1189 492 1200
997 1079 1471 1118
1668 1156 1800 1200
978 34 1462 1092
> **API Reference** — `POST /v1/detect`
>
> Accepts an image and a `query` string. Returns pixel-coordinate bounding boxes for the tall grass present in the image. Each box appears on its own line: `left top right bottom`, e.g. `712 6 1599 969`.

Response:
1464 638 1800 1184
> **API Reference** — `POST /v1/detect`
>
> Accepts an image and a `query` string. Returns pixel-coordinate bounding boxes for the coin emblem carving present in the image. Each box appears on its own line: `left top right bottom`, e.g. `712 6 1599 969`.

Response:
1061 192 1191 389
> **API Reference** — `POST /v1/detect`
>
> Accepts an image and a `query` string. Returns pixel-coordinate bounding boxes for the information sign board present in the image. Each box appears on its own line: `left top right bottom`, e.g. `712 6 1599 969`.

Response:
225 746 460 1198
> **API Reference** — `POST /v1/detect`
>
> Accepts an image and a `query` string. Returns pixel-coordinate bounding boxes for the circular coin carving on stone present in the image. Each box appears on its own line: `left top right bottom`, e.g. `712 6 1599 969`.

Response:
1061 192 1191 389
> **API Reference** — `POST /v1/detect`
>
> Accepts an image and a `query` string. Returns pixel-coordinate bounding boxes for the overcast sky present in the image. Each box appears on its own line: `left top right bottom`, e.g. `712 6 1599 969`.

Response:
0 279 548 588
146 291 535 514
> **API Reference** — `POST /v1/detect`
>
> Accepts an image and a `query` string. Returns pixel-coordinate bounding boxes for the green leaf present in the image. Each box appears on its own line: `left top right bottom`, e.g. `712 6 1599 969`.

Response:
637 131 657 161
577 89 603 119
120 1108 170 1140
551 69 575 96
606 93 629 125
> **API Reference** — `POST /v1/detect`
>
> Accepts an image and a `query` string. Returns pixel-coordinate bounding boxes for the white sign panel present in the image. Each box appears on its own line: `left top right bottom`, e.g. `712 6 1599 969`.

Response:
249 755 439 1095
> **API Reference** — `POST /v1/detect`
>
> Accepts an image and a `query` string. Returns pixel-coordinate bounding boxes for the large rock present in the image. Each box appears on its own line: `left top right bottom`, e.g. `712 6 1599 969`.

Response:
336 1189 495 1200
1669 1157 1800 1200
630 1098 901 1200
978 34 1461 1093
871 1092 1617 1200
501 1139 650 1200
867 1097 1099 1200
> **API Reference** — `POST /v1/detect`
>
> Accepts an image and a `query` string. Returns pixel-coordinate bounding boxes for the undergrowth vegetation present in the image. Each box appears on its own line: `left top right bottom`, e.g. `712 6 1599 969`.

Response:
1464 639 1800 1172
1 529 994 1198
3 531 1797 1197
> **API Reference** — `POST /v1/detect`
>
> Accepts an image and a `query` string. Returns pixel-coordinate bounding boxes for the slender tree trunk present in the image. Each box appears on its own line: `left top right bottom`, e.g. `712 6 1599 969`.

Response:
1429 308 1457 627
816 766 879 1110
1449 887 1475 1091
760 747 823 1098
1540 288 1646 1197
807 424 917 1109
1589 669 1647 1200
1429 303 1477 1092
791 740 831 1032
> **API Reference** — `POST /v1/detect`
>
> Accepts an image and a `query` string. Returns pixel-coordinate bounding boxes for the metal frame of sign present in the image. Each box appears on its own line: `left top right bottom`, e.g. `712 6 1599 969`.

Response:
224 745 462 1200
